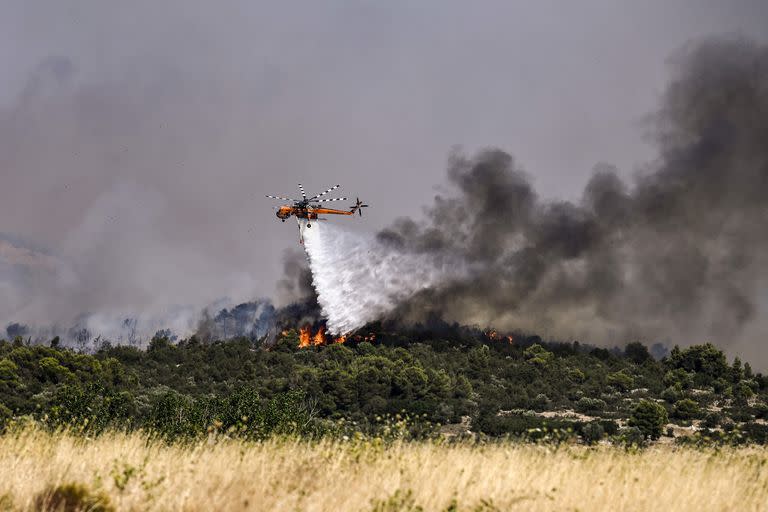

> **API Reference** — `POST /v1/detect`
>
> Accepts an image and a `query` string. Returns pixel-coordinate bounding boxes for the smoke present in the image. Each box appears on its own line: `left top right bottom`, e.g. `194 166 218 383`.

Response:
302 220 460 334
373 37 768 345
296 37 768 347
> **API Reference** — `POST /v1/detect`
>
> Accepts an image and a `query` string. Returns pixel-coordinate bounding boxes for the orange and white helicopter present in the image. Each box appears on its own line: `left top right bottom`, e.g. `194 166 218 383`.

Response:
266 184 368 243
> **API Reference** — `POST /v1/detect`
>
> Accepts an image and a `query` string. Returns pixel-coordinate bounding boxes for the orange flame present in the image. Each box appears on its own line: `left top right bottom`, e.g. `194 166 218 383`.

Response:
313 326 326 346
296 326 355 348
299 325 311 348
486 330 514 344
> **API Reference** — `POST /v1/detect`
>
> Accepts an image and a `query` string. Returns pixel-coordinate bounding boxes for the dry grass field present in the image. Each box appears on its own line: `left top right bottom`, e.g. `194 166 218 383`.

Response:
2 427 767 511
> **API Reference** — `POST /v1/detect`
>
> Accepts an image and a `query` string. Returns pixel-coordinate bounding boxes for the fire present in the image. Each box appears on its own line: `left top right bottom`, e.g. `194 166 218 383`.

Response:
296 325 350 348
486 330 514 344
299 325 311 348
313 326 326 346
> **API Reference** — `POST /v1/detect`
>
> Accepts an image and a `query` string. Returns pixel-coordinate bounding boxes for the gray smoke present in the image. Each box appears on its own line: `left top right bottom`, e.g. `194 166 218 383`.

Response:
377 37 768 346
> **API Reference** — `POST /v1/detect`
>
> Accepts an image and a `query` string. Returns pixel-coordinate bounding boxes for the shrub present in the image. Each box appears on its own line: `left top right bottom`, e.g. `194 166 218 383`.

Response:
532 393 550 411
616 426 645 447
663 369 694 390
754 403 768 420
741 422 768 444
629 400 668 440
673 399 700 420
661 386 682 404
581 421 605 445
702 412 722 429
567 368 586 383
574 397 607 414
34 483 113 512
733 381 755 404
597 419 619 436
523 344 554 366
0 403 11 430
607 370 634 392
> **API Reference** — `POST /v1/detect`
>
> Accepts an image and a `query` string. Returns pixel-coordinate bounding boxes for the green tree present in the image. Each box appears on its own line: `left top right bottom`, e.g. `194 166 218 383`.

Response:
625 342 651 364
733 381 755 405
668 344 729 385
663 368 694 389
523 344 554 366
394 366 429 399
629 399 668 440
607 370 634 392
673 398 699 420
0 359 19 383
39 357 72 383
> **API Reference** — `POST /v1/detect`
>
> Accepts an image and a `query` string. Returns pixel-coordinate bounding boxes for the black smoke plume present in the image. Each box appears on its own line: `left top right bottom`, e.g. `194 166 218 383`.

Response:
375 37 768 345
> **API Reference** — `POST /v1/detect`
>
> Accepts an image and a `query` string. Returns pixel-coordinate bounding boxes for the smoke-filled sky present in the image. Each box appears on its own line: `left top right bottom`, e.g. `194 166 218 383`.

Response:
2 2 767 360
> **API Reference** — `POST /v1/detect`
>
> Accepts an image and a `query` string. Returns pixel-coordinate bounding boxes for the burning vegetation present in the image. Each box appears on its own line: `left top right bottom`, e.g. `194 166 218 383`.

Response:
297 325 348 347
486 330 515 344
293 325 373 348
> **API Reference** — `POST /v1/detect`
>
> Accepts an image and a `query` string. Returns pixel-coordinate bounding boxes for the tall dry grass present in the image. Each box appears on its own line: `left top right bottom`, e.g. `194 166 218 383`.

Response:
1 427 767 511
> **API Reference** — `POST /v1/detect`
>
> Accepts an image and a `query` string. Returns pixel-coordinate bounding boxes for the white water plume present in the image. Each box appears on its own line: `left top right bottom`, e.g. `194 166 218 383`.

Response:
301 221 458 334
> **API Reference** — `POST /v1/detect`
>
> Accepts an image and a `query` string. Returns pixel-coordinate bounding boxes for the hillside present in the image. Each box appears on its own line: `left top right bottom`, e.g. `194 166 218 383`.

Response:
1 327 766 446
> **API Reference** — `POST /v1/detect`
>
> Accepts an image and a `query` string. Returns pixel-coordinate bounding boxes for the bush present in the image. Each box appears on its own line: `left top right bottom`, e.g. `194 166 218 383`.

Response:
523 344 554 366
702 412 722 429
741 422 768 444
673 399 700 420
661 386 682 404
607 370 634 392
663 369 694 389
34 483 113 512
574 397 607 414
597 419 619 436
616 426 645 447
0 403 11 430
754 403 768 420
567 368 586 383
629 400 668 440
581 421 605 445
532 393 550 411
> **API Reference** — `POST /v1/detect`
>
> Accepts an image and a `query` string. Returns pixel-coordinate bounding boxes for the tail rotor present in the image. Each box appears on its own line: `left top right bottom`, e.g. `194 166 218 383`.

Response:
352 197 369 216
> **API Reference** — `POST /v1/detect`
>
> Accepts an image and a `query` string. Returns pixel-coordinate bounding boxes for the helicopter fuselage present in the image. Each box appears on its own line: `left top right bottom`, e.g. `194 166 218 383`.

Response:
276 204 354 221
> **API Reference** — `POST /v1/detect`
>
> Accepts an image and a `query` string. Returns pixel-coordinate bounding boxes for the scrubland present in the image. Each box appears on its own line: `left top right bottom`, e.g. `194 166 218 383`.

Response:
2 427 767 512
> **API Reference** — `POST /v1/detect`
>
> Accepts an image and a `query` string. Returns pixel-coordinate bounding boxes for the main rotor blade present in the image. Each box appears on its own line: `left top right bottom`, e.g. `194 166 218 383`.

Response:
298 183 307 201
309 184 340 201
315 197 348 203
265 195 295 201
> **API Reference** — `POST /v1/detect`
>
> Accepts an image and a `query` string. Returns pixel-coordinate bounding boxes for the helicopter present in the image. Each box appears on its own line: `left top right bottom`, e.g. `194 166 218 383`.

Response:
266 184 368 243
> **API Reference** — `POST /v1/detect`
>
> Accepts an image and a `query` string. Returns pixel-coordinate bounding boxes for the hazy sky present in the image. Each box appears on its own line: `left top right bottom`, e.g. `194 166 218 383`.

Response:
1 1 767 324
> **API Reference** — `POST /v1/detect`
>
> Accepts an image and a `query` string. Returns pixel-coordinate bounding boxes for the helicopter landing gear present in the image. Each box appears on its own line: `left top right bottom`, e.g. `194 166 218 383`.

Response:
307 223 312 228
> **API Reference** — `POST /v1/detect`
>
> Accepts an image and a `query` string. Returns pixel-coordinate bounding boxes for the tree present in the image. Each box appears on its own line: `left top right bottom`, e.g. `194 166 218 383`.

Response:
667 343 729 385
673 398 699 420
733 381 755 405
625 342 651 364
607 370 634 392
663 368 694 389
629 399 668 440
523 344 554 366
394 366 429 399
